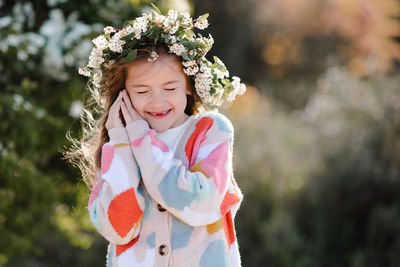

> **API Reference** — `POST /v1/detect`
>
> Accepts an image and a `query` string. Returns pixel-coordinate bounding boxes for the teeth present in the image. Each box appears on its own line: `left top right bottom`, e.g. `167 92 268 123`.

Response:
151 110 169 116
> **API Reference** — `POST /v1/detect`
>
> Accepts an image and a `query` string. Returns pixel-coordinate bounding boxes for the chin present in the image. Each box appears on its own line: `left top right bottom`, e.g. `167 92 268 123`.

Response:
149 124 168 133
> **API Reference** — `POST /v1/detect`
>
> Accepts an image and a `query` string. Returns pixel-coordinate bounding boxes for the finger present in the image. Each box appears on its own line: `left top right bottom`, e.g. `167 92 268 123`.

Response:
120 101 133 123
109 92 123 115
122 90 136 114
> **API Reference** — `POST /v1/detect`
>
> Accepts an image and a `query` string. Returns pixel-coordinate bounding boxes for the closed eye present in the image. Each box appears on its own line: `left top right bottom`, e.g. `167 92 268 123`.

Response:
136 91 148 94
165 88 176 91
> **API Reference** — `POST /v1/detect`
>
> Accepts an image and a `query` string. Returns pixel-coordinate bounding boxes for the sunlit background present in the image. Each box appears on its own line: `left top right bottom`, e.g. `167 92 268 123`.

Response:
1 0 399 266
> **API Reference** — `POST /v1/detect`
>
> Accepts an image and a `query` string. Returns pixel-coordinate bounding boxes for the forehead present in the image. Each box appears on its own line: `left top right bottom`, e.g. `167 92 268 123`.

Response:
125 54 185 86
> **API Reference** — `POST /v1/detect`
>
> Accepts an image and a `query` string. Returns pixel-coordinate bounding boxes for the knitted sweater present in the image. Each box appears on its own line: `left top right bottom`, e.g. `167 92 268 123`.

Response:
88 111 243 267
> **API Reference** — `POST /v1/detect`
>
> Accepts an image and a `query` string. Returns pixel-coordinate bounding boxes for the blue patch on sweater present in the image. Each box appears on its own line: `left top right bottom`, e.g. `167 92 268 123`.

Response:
89 199 102 231
187 171 214 203
146 232 155 248
158 165 195 210
171 216 193 249
106 249 113 267
137 183 143 197
143 193 152 221
200 240 229 267
206 113 233 133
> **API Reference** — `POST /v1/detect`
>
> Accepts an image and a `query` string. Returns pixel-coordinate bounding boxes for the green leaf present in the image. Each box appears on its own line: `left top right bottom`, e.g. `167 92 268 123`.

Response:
122 20 131 28
121 49 129 58
120 32 135 41
103 49 112 55
181 52 190 61
189 52 196 60
124 49 137 63
125 39 137 49
150 3 161 14
221 79 230 85
197 13 209 22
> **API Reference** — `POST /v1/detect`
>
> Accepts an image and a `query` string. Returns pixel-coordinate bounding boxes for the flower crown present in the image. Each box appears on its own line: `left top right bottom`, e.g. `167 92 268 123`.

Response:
78 4 246 108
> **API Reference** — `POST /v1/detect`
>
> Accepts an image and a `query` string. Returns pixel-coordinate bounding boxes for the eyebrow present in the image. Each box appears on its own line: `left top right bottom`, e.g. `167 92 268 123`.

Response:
130 80 180 88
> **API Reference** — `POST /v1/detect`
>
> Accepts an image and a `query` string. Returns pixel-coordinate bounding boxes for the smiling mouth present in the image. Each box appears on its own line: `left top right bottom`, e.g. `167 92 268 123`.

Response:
147 109 172 118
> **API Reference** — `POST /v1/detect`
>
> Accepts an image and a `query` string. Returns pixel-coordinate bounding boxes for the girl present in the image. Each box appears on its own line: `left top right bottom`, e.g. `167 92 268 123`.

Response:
72 6 246 267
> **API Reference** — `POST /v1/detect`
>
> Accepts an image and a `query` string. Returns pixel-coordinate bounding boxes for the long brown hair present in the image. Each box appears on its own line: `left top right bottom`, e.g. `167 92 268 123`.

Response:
64 44 204 188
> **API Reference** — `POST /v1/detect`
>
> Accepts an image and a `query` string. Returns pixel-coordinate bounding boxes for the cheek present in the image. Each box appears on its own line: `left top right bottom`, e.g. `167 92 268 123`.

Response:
130 97 144 112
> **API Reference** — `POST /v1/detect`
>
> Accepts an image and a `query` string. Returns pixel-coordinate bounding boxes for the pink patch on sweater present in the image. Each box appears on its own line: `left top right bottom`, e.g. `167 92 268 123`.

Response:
108 188 143 238
88 180 105 207
101 145 114 175
201 141 229 193
131 130 169 152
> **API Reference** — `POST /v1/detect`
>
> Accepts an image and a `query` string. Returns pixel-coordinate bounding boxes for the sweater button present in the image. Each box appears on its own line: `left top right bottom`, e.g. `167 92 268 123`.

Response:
158 244 169 256
157 204 166 212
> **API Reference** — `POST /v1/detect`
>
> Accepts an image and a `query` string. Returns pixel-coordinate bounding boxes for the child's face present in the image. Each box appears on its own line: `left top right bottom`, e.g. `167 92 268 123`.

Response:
125 54 191 133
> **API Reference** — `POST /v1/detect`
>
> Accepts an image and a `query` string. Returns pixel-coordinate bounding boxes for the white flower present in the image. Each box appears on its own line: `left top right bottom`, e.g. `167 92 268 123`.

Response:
180 12 192 26
103 59 116 69
131 22 142 39
147 51 159 62
183 60 199 75
164 9 178 27
78 66 90 76
169 24 179 34
203 35 214 47
195 71 213 103
199 60 211 73
92 72 102 87
88 48 104 68
136 14 149 32
183 61 200 75
92 35 108 50
227 76 246 101
103 26 115 35
213 68 228 79
182 60 197 67
112 31 124 40
108 38 125 53
154 13 165 26
188 49 197 57
194 19 209 30
169 43 186 56
232 76 246 95
168 35 177 44
184 65 199 76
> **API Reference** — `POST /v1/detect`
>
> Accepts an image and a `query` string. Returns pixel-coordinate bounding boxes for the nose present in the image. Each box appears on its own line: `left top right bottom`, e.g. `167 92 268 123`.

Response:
149 90 167 109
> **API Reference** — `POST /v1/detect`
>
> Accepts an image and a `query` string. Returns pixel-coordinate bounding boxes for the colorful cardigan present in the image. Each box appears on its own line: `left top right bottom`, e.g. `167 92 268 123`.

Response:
88 111 243 266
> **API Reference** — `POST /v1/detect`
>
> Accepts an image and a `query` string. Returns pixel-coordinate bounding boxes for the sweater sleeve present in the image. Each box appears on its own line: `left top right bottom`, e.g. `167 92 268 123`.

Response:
87 127 144 245
125 113 243 227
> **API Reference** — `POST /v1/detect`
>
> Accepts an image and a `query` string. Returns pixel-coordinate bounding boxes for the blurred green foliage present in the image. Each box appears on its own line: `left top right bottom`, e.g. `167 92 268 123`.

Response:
1 0 399 266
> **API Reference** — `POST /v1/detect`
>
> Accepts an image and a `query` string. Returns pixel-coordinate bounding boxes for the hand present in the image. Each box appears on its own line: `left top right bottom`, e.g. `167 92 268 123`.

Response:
105 91 124 131
120 89 143 124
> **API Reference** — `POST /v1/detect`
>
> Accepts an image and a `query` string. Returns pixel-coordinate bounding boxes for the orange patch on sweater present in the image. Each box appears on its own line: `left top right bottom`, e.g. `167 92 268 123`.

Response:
223 211 236 246
116 234 140 256
108 188 143 238
206 218 224 234
190 161 211 178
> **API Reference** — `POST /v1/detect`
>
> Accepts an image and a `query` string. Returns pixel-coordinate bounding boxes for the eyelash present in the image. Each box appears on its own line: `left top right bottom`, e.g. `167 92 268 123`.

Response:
136 88 175 94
